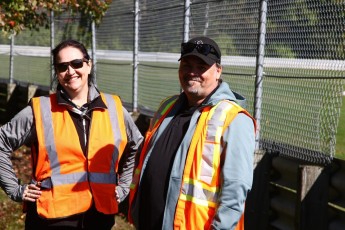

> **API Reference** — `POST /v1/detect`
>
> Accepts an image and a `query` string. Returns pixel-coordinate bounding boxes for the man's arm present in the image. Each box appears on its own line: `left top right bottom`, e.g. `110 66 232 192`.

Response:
211 113 255 229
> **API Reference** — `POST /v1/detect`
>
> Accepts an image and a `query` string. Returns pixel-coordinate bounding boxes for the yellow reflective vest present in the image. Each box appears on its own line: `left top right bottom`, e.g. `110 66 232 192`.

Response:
31 93 127 218
129 96 255 230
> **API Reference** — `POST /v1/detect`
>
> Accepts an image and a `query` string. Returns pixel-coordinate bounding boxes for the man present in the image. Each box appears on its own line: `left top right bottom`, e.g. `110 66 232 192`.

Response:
129 36 256 230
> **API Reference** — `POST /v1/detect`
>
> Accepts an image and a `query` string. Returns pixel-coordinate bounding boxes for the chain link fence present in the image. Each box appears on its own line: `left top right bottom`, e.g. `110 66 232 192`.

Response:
0 0 344 163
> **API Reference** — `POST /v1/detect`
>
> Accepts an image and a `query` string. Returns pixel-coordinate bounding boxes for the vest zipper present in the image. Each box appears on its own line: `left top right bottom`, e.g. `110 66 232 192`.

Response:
82 117 87 147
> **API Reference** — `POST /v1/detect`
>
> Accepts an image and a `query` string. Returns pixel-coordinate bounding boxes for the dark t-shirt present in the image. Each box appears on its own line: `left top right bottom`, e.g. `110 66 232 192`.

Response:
138 103 196 230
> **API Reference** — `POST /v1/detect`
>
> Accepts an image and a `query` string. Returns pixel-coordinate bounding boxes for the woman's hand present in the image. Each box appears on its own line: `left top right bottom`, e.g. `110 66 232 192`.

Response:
115 188 120 203
22 184 42 202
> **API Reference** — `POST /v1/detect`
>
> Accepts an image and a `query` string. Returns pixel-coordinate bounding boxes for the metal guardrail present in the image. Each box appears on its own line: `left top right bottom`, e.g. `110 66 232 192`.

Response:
2 45 344 70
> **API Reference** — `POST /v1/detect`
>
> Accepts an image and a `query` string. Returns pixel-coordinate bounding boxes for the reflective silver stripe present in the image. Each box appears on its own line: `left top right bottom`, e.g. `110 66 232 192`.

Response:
205 101 233 142
200 142 214 184
103 94 121 175
201 101 234 184
181 180 219 207
89 172 117 184
51 172 88 186
33 173 89 188
40 97 61 175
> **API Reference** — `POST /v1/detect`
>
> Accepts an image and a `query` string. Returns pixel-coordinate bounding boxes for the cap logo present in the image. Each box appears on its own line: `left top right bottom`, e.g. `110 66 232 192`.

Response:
195 40 204 45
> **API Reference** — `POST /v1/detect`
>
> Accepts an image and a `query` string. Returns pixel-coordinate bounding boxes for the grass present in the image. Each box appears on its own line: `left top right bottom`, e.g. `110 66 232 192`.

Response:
336 96 345 159
0 191 24 229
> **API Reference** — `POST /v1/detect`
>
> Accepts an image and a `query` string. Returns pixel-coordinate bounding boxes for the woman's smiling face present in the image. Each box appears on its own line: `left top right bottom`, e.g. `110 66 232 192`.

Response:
55 46 92 97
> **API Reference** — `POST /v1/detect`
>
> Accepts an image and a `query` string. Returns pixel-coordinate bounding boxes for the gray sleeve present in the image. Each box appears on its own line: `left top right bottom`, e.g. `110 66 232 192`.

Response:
116 108 143 202
0 105 36 202
211 113 255 230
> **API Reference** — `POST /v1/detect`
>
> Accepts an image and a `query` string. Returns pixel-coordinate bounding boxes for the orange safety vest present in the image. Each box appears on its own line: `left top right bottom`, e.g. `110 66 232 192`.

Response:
129 96 255 230
31 93 127 219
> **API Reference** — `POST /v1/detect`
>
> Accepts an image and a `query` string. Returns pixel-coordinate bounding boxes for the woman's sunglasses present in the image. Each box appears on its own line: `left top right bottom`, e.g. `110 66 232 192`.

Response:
181 43 220 59
55 58 89 72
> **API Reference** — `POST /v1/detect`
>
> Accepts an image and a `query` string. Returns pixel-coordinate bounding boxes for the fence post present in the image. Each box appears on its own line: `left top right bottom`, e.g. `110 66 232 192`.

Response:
9 34 14 85
296 165 329 230
203 2 209 36
50 10 55 90
91 20 97 86
183 0 190 43
180 0 191 94
7 34 16 103
254 0 268 151
132 0 139 113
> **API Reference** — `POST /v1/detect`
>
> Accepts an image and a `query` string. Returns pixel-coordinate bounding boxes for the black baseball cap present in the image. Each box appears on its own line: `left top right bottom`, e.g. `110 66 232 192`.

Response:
179 36 221 65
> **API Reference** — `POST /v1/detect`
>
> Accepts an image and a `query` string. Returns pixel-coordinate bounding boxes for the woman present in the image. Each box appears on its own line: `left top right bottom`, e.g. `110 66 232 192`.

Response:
0 39 143 229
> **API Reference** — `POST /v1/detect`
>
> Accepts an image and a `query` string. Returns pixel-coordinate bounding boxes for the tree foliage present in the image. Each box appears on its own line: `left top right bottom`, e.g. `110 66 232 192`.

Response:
0 0 112 34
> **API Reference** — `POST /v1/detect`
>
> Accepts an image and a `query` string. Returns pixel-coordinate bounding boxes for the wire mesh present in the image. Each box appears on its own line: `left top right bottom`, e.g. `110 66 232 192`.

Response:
0 0 344 161
261 0 345 162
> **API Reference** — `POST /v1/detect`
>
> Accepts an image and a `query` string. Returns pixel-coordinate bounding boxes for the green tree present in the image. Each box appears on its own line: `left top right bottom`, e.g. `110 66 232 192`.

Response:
0 0 112 35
